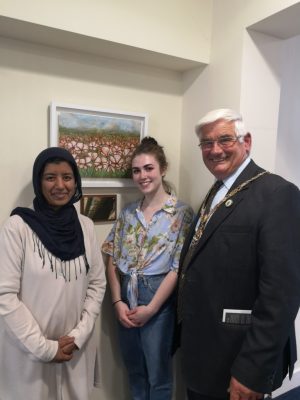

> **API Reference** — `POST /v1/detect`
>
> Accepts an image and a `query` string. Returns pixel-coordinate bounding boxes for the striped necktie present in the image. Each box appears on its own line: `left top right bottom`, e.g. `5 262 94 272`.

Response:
204 180 223 214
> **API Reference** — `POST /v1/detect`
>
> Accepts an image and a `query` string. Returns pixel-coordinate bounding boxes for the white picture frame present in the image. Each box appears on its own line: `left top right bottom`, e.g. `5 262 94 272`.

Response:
50 102 148 187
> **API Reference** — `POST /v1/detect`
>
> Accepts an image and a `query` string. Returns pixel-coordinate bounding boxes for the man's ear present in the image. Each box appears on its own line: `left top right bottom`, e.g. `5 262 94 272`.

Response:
243 132 252 153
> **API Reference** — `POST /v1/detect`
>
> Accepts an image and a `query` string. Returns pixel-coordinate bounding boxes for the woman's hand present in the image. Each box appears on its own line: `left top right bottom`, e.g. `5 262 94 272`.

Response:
59 335 78 355
127 305 156 327
52 335 77 363
114 301 138 328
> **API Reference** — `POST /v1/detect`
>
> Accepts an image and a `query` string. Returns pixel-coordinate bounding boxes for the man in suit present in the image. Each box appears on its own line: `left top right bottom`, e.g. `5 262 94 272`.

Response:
178 109 300 400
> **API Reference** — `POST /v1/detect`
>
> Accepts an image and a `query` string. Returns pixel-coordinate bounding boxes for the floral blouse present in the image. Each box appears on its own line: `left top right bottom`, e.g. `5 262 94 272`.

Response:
102 194 194 275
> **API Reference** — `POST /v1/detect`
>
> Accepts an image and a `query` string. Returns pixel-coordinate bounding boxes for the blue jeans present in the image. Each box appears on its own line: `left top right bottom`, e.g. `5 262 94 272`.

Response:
119 274 174 400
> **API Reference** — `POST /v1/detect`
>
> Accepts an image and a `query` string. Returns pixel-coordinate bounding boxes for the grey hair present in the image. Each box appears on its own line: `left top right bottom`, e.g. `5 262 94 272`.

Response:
195 108 247 139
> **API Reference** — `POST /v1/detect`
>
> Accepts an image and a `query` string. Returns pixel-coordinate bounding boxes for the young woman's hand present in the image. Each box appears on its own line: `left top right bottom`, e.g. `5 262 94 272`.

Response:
114 301 138 328
127 305 156 327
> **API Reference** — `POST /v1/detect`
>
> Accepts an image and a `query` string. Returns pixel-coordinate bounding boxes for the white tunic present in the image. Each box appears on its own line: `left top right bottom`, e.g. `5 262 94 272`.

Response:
0 213 106 400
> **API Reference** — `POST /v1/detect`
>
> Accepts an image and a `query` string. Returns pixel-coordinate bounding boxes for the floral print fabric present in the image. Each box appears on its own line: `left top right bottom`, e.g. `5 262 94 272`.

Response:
102 194 194 275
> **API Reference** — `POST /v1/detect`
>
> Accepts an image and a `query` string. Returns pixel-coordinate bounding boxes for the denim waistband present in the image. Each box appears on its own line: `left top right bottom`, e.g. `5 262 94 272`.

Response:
120 272 168 309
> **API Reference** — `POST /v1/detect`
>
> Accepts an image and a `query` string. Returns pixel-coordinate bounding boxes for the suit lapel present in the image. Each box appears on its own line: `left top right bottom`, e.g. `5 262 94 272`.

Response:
179 210 200 262
183 160 265 267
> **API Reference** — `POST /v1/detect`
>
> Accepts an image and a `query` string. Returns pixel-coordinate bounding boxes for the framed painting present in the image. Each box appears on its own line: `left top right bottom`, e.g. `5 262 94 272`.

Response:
50 102 148 187
80 194 117 223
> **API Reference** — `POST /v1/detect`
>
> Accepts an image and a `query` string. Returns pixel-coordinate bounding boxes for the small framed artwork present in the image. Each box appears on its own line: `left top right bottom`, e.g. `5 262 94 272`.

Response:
50 102 148 187
80 194 117 222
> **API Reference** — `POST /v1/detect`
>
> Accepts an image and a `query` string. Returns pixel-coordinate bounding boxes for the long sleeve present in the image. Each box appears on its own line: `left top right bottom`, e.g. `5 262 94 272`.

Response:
68 217 106 349
0 216 58 362
231 182 300 392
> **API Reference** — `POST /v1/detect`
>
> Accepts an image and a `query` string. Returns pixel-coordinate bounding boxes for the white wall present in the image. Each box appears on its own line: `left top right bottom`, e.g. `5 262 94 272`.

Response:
0 0 212 63
180 0 251 208
275 34 300 185
239 30 283 171
271 34 300 396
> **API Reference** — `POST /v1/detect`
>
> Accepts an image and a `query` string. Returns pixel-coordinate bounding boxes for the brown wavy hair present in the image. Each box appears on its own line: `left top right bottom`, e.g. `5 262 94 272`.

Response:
131 136 172 193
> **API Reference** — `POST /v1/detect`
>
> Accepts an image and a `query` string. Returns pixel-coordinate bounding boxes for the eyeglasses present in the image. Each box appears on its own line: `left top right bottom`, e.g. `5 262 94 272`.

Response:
198 135 243 151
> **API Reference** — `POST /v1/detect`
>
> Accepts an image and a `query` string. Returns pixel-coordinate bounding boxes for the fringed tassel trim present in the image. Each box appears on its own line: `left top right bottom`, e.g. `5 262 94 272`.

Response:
32 232 89 282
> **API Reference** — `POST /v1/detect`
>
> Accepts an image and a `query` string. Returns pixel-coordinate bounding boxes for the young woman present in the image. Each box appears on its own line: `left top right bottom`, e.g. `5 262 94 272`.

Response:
102 137 194 400
0 147 106 400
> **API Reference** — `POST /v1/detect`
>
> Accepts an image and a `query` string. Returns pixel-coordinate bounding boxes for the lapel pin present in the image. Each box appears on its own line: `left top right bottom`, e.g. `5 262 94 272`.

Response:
225 199 233 207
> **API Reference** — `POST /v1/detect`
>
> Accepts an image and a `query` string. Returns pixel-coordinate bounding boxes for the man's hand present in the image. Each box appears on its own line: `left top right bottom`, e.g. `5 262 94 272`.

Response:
229 377 263 400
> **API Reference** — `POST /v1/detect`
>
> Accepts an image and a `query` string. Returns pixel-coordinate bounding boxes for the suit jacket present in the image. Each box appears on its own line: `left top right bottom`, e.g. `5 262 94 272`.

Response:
178 160 300 397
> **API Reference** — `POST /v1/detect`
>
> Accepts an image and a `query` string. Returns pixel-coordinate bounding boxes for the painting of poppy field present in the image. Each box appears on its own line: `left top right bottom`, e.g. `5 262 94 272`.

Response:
50 104 147 185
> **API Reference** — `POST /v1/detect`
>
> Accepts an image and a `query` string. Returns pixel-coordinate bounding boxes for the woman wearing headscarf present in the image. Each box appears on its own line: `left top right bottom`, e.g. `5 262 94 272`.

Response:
0 147 106 400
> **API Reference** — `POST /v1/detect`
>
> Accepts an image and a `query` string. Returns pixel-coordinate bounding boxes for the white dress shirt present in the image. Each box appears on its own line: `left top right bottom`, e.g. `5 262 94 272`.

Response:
210 157 251 210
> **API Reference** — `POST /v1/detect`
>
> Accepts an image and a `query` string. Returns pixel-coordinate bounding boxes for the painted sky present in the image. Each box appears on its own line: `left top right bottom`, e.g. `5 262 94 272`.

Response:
58 111 142 133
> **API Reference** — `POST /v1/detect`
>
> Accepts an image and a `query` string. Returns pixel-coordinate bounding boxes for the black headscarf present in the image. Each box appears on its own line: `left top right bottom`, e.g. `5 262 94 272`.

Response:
11 147 86 262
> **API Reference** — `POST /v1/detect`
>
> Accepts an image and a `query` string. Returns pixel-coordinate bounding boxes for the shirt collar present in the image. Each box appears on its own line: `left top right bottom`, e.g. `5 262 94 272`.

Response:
163 193 177 214
137 192 177 215
222 156 251 191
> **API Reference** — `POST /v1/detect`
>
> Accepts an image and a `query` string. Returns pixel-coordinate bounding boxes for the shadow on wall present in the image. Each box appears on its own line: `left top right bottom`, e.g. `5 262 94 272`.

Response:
0 37 182 97
99 288 132 399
